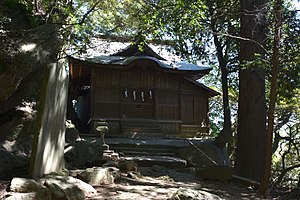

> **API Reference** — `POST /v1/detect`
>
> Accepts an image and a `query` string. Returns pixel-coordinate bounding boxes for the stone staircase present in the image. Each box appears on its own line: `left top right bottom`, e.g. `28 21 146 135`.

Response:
105 138 188 168
120 119 163 139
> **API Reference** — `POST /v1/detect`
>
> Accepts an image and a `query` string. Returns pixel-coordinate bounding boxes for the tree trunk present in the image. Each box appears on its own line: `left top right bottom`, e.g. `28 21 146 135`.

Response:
235 0 267 181
236 69 266 181
213 34 232 149
208 8 232 149
258 0 282 195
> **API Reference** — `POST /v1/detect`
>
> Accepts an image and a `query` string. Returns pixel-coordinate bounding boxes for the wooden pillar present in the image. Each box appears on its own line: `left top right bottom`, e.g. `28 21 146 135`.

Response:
154 75 159 120
120 71 126 119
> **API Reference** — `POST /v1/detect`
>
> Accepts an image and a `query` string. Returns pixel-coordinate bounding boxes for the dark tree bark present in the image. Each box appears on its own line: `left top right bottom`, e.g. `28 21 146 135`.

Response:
258 0 282 195
208 6 232 150
212 33 232 149
235 0 267 181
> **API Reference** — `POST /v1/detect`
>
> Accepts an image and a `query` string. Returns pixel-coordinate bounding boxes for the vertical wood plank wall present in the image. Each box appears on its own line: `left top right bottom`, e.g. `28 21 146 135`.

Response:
88 64 209 136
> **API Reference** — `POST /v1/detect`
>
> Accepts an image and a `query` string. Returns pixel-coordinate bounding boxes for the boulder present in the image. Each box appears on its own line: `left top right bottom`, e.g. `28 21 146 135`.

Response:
119 160 138 173
4 192 36 200
168 188 222 200
40 175 97 199
10 177 39 193
177 140 230 167
7 175 96 200
34 186 52 200
78 167 121 185
0 149 29 179
64 139 103 169
0 135 33 179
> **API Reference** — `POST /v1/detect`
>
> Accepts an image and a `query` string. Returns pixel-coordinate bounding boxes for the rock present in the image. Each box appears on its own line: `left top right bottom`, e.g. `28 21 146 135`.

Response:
68 169 84 177
0 149 29 179
4 192 36 200
65 128 80 143
78 167 121 185
0 180 9 198
40 175 97 199
168 188 222 200
47 168 69 176
0 135 33 179
175 167 196 174
102 161 119 168
127 171 142 179
10 177 39 193
177 140 230 168
119 160 138 173
102 151 120 161
150 165 168 173
34 186 52 200
64 139 103 168
158 175 174 182
0 101 37 142
65 120 80 143
8 175 96 200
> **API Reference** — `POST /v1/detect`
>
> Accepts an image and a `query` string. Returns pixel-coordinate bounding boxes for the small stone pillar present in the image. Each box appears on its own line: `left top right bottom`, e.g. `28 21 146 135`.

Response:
96 121 109 150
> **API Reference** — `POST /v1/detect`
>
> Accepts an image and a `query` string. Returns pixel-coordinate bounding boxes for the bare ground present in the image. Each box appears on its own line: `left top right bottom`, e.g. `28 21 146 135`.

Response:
0 167 279 200
88 167 272 200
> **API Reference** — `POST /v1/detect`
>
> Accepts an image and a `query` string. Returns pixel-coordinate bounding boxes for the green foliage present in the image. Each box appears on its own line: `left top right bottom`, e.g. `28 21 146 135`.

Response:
120 0 208 60
272 121 300 188
1 0 299 186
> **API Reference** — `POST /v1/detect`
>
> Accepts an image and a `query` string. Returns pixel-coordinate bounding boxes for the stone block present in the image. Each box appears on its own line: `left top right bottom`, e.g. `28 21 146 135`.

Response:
10 177 39 193
78 167 121 185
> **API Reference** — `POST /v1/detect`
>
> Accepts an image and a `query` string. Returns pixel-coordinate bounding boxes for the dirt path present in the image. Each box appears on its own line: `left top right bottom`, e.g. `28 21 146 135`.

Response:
88 167 266 200
0 167 276 200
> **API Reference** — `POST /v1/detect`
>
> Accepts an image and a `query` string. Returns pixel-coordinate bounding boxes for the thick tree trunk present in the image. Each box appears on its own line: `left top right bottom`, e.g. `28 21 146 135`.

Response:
236 69 266 181
236 0 267 181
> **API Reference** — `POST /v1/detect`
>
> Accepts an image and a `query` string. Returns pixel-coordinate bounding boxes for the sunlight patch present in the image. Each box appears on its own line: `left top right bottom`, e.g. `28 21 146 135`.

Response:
20 43 36 52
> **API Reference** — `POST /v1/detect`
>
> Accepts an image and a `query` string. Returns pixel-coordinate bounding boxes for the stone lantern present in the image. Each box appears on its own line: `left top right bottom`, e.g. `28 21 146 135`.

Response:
96 120 109 150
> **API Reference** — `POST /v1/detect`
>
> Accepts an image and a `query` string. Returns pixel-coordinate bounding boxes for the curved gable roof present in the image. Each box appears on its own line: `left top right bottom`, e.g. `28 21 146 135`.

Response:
111 43 166 60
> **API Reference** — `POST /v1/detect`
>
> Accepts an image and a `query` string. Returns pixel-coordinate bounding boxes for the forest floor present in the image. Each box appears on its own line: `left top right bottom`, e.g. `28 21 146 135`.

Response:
87 167 274 200
0 167 288 200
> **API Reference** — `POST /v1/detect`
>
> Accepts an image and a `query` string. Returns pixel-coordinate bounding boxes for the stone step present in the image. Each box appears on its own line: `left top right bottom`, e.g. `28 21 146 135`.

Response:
121 155 187 168
108 143 177 153
122 128 161 133
122 127 161 133
119 150 177 157
120 119 162 136
109 145 176 154
121 132 165 139
122 124 160 127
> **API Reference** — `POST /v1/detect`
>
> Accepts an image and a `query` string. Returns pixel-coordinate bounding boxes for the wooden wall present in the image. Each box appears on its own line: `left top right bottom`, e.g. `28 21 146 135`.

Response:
92 69 121 118
88 63 210 136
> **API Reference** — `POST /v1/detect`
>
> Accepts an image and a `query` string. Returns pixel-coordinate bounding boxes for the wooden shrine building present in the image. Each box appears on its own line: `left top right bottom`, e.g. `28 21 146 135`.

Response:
68 43 218 138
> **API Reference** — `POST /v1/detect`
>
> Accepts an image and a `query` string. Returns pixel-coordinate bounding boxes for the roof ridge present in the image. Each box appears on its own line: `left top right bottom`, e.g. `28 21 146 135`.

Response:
111 43 166 61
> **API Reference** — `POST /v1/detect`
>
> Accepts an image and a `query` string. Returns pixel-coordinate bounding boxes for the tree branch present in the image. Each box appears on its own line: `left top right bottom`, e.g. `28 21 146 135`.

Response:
276 163 300 186
211 31 271 56
78 1 100 25
92 34 176 46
